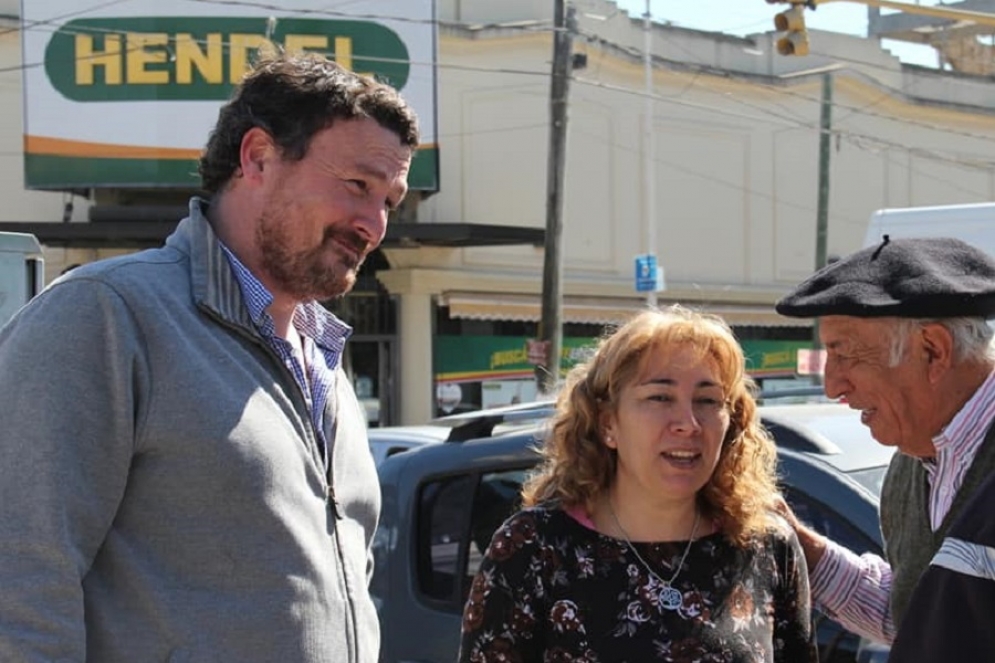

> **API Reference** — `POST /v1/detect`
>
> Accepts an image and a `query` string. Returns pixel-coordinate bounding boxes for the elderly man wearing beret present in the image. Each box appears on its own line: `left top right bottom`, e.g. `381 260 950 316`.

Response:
775 235 995 659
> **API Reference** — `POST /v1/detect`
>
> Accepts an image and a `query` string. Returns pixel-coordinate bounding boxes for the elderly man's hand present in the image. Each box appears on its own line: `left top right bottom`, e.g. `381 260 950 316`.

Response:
772 493 829 573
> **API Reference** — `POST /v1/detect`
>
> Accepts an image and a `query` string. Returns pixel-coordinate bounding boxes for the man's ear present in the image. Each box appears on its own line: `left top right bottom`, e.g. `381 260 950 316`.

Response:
238 127 278 185
921 322 955 383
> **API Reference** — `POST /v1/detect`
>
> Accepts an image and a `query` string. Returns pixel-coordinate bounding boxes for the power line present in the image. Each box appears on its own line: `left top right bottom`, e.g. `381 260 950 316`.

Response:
573 70 995 172
583 26 995 145
572 75 801 128
675 69 995 168
577 60 995 175
10 5 995 150
882 148 995 199
2 10 558 76
10 4 989 176
750 75 995 145
0 21 556 78
185 0 553 30
13 2 555 39
10 5 995 168
0 0 134 38
437 122 548 139
641 19 935 126
15 0 995 150
567 123 870 230
569 118 992 231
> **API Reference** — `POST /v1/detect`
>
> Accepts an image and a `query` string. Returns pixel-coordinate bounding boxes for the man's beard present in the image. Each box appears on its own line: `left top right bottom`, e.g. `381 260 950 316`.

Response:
256 203 370 302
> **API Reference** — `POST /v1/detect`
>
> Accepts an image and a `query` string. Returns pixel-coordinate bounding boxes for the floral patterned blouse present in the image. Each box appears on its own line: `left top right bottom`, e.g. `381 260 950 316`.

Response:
459 505 817 663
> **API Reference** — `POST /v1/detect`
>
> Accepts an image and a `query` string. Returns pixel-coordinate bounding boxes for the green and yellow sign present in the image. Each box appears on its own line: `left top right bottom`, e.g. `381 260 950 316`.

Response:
435 336 812 383
435 335 599 383
741 339 811 377
22 2 438 190
45 17 411 101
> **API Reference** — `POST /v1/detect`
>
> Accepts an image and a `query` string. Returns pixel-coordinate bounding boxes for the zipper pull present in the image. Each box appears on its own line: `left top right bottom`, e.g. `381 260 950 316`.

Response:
328 485 344 519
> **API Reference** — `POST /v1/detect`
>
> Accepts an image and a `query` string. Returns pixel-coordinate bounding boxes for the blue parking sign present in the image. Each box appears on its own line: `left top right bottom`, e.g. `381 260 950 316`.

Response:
634 254 663 293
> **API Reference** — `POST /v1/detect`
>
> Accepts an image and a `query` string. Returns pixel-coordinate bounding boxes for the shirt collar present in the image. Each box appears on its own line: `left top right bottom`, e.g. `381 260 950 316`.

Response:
932 367 995 454
219 243 352 354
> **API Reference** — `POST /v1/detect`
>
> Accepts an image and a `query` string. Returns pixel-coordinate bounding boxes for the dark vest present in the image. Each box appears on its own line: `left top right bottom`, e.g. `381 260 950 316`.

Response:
879 419 995 627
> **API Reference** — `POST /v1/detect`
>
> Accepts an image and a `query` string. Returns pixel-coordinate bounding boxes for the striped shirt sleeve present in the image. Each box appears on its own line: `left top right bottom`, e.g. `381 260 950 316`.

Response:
809 539 896 645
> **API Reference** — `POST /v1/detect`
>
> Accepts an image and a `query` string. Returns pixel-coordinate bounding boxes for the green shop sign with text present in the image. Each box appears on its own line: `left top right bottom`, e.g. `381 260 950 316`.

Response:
22 2 437 191
435 336 812 382
740 339 811 376
435 335 599 383
45 17 410 101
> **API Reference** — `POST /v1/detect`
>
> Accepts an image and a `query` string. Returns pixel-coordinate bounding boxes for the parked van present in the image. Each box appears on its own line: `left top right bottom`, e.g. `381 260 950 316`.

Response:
0 232 44 328
864 202 995 255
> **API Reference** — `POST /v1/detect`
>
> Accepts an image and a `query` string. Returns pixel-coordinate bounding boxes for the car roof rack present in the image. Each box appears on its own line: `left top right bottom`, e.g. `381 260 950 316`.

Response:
431 391 843 452
433 400 555 442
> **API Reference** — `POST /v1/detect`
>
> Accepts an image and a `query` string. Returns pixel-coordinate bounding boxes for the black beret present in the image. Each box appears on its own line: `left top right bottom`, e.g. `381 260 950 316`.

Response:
776 236 995 319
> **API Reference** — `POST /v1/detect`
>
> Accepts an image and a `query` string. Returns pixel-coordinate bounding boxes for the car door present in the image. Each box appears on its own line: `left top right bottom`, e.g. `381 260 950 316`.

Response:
778 449 887 663
375 436 888 663
374 432 538 663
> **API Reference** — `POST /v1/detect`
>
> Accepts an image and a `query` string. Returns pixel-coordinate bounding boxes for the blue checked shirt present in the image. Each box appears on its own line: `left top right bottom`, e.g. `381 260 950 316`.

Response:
221 244 351 470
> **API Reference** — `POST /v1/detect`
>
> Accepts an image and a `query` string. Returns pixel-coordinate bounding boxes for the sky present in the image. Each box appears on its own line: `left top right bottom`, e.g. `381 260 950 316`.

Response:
613 0 943 67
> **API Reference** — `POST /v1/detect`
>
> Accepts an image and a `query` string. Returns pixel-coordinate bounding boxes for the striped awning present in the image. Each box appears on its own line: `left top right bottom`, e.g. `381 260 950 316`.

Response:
438 292 812 327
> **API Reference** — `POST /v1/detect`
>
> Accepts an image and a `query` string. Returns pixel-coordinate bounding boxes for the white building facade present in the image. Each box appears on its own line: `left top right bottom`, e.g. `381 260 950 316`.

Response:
4 0 995 423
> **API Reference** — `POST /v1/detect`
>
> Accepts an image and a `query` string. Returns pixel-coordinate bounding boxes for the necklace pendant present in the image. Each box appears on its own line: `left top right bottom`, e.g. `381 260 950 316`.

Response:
658 584 683 611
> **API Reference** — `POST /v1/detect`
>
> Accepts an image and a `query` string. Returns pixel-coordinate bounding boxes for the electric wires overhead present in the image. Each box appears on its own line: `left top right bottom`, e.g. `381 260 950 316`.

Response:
6 0 995 177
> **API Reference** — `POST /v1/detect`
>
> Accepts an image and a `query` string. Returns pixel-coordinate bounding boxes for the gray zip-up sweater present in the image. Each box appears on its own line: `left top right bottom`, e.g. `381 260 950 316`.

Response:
0 201 381 662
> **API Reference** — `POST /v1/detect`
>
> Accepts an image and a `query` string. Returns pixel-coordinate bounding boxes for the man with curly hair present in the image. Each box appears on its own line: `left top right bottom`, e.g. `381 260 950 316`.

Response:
0 52 418 662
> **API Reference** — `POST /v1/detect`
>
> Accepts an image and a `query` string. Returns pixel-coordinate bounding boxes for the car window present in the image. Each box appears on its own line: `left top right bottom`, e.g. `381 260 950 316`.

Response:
415 468 528 610
416 474 476 603
467 470 529 578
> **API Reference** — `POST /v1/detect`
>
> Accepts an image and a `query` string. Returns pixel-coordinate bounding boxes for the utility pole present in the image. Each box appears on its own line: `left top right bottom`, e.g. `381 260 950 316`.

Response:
643 0 657 307
536 0 575 395
812 72 832 363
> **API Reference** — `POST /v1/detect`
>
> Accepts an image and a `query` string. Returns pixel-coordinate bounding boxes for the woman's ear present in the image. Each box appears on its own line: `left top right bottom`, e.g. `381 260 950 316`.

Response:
600 410 618 449
603 430 618 449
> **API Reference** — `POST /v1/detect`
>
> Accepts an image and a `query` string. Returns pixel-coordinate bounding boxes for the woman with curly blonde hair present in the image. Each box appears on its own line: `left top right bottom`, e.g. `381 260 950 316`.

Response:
459 306 816 662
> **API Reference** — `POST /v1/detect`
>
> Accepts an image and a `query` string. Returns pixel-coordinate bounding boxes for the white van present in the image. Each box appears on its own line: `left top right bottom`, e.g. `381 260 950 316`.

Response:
864 202 995 256
0 232 44 329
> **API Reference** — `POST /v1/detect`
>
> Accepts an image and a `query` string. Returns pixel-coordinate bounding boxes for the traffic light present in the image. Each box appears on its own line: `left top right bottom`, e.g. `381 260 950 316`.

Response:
772 1 810 56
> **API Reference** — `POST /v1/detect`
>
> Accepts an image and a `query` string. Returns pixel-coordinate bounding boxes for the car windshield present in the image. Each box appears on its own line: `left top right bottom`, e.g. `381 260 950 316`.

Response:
762 404 895 472
760 403 895 499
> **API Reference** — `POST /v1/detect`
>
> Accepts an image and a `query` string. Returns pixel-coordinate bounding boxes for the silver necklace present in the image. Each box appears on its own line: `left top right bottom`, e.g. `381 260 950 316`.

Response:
607 499 700 612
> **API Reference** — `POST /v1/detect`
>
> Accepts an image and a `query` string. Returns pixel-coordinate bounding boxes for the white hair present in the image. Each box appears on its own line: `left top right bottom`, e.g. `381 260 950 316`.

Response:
888 317 995 367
